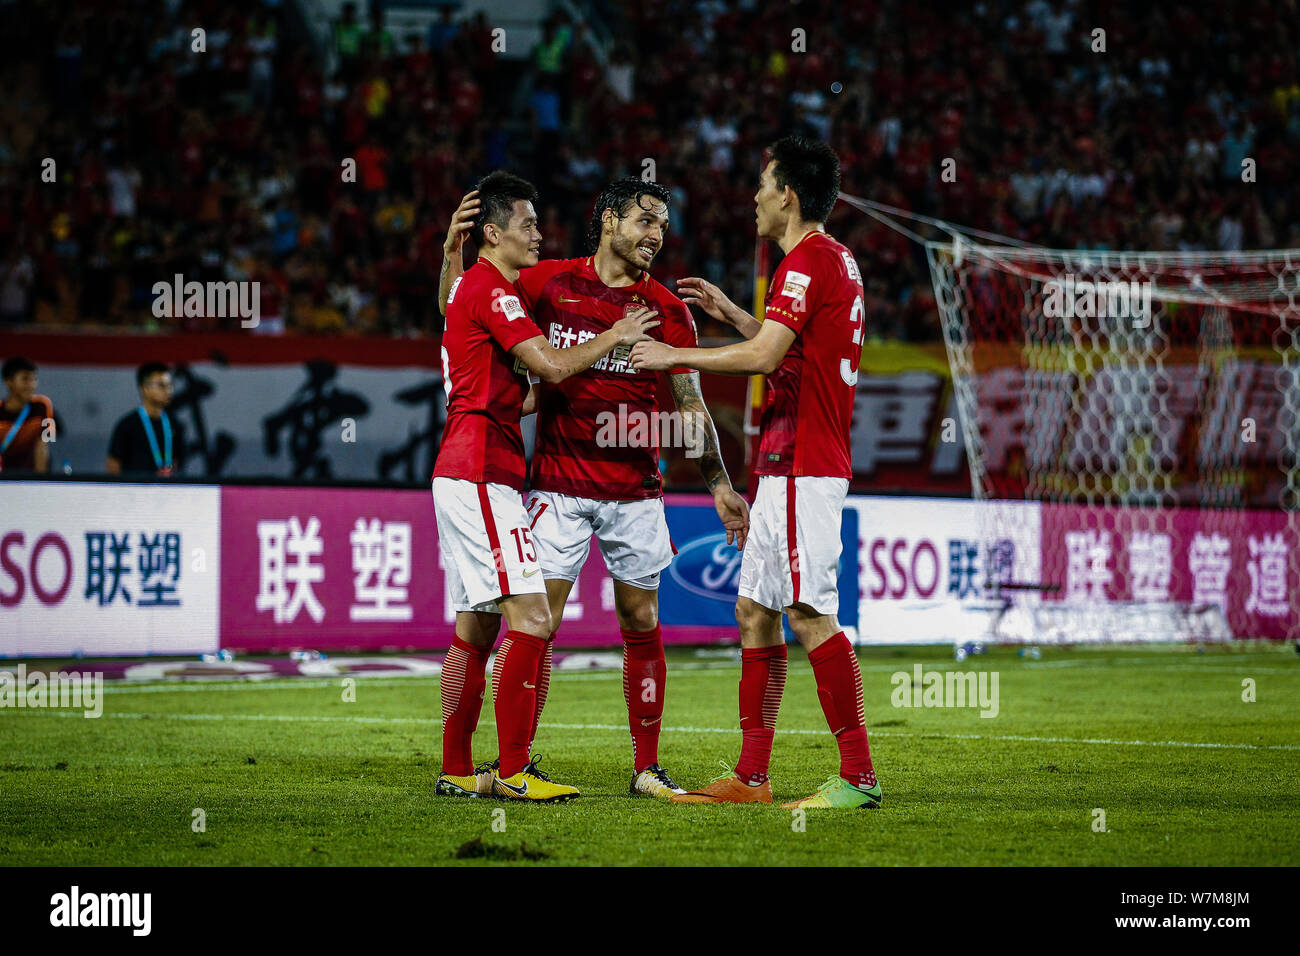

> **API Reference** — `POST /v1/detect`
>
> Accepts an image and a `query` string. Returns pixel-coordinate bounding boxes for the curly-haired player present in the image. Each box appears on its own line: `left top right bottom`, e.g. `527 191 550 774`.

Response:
440 177 748 798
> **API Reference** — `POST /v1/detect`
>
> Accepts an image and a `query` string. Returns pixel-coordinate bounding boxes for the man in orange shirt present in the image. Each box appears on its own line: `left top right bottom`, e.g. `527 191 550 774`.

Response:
0 356 53 473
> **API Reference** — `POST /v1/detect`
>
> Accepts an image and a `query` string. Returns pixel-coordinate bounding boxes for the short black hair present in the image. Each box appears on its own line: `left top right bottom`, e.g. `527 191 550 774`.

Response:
768 135 840 224
2 356 35 381
586 178 672 253
137 362 170 388
470 170 539 246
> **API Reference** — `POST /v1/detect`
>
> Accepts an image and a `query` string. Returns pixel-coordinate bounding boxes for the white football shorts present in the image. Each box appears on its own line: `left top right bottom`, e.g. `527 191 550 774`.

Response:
524 490 675 591
433 477 546 613
738 475 847 615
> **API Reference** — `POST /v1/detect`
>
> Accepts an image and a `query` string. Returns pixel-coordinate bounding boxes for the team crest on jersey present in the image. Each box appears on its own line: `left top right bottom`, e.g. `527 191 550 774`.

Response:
781 270 812 301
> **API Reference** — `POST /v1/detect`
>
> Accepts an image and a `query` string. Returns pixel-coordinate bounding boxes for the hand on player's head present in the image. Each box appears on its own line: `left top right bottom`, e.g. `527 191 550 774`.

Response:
444 190 481 254
611 306 660 345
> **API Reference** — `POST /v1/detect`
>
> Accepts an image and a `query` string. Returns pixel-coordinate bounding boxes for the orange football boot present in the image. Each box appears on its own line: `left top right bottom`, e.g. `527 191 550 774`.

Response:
670 775 773 804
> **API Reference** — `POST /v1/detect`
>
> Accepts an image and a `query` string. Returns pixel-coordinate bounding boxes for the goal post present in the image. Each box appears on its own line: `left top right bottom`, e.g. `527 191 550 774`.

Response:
925 237 1300 644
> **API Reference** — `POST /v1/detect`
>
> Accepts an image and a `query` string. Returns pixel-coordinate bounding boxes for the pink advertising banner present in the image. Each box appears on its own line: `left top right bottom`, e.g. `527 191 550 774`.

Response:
219 486 735 652
1039 504 1295 640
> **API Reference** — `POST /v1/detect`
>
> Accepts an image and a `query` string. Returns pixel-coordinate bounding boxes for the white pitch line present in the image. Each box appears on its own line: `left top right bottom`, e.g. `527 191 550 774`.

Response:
98 659 1297 695
30 710 1300 751
17 655 1295 698
91 660 757 694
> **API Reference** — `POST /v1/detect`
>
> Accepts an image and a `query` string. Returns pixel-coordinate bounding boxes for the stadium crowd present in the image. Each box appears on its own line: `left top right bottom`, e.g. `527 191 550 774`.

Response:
1 0 1297 342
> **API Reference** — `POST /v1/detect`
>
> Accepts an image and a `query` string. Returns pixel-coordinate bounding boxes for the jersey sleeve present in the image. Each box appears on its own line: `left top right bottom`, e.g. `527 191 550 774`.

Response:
479 288 544 353
763 244 825 335
514 258 569 312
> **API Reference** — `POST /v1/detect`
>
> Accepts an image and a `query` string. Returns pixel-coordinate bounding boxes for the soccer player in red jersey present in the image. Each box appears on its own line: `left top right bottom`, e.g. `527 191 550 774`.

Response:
440 178 748 798
432 171 659 803
631 136 882 809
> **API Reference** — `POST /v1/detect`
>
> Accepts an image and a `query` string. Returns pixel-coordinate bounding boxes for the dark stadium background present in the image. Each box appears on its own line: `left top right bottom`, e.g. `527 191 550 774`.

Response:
0 0 1296 488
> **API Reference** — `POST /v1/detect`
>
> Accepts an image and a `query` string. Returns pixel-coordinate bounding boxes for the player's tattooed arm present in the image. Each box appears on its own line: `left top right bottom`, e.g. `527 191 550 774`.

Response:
677 277 762 339
670 371 749 548
670 371 730 492
439 190 480 316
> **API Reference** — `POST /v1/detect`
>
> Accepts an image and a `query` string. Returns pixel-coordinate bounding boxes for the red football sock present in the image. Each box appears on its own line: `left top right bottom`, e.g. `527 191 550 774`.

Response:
808 632 876 789
492 630 546 778
528 635 554 749
734 643 787 785
622 625 666 773
440 636 490 776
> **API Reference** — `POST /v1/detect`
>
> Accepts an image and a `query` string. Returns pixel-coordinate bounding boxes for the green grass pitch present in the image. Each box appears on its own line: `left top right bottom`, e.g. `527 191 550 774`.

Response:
2 644 1297 866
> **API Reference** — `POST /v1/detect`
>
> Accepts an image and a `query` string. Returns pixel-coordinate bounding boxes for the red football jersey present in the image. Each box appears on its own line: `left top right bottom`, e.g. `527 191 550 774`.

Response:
516 257 698 500
433 257 544 489
755 231 864 478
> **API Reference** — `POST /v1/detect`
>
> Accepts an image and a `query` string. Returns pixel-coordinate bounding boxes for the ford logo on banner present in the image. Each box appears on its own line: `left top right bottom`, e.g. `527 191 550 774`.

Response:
668 534 744 603
659 500 859 631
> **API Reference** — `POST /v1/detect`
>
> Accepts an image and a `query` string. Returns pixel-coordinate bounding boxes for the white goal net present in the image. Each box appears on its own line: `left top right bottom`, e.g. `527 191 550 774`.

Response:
925 237 1300 644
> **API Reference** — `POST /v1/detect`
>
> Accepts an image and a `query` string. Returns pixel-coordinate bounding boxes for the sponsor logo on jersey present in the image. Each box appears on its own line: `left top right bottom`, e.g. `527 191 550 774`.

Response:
547 323 637 374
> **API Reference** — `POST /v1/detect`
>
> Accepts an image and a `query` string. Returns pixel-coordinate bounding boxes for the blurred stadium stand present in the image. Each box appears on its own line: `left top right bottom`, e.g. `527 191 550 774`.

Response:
1 0 1298 485
2 0 1296 339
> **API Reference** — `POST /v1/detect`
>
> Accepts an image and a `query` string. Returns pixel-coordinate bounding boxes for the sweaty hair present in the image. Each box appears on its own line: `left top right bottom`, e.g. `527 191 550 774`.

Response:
470 170 539 246
585 178 672 254
768 135 840 224
2 356 36 381
137 362 170 388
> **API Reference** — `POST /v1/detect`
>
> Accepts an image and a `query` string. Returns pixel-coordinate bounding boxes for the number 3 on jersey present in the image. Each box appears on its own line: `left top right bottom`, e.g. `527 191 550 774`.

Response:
840 296 865 386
